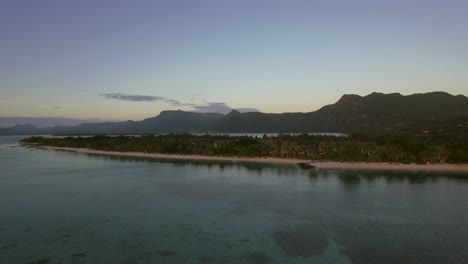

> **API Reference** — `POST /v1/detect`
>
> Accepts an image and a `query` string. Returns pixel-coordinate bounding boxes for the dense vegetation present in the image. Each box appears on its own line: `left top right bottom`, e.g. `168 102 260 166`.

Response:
21 124 468 163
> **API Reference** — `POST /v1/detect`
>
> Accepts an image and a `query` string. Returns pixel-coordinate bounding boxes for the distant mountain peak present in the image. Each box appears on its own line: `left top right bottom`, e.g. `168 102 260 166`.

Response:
7 123 40 133
158 110 189 117
367 92 402 97
340 94 361 99
226 109 241 116
160 110 180 114
2 91 467 135
336 94 362 105
11 123 38 129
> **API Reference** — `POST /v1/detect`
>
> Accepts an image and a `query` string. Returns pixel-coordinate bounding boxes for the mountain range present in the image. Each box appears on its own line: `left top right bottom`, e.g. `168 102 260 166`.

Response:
2 92 468 135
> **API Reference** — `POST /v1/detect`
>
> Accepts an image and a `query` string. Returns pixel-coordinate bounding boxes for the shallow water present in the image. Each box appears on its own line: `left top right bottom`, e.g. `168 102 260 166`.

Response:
1 136 468 264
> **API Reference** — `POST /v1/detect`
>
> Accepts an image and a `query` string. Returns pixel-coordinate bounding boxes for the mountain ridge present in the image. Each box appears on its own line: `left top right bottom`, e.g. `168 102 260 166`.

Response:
2 92 468 135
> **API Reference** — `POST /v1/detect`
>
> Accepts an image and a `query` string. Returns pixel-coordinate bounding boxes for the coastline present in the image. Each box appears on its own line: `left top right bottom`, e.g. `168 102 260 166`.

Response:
36 146 468 173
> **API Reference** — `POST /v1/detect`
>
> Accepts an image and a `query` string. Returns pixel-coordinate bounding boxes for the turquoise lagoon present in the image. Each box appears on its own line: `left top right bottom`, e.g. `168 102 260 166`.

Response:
1 136 468 264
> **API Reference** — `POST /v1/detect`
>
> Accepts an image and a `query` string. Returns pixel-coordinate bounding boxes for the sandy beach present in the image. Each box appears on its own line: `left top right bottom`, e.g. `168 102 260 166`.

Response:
35 146 468 173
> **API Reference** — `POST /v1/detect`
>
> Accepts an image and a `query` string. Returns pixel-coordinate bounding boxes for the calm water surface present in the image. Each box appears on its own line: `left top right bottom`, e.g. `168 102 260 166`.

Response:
1 136 468 264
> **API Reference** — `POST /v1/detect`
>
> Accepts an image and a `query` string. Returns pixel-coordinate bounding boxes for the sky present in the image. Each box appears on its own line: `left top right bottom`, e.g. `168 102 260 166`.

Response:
1 0 468 125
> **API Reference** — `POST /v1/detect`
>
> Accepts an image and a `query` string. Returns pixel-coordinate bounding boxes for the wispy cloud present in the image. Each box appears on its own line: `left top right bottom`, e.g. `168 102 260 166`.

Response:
164 99 196 107
42 103 77 111
99 93 258 114
45 104 68 110
100 93 191 106
100 93 165 102
192 102 232 114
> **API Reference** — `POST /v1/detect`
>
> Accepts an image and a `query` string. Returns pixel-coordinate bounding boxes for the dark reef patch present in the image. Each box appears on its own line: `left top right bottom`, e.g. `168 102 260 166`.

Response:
0 243 17 250
199 255 217 264
26 257 51 264
44 233 72 244
137 251 155 261
224 242 235 250
71 252 86 258
273 223 327 257
119 260 136 264
244 251 271 264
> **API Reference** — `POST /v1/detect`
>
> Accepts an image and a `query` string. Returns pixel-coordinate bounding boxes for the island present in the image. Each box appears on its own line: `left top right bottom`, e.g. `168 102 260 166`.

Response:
20 125 468 172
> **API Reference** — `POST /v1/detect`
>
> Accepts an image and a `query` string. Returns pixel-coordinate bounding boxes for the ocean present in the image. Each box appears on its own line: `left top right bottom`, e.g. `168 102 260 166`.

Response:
1 135 468 264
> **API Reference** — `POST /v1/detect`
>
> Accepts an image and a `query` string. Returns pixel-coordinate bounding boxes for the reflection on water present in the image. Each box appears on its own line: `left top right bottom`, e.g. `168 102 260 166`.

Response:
51 149 468 182
1 135 468 263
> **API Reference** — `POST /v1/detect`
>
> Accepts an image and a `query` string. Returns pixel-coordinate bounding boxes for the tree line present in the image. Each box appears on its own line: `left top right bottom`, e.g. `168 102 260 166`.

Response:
20 125 468 164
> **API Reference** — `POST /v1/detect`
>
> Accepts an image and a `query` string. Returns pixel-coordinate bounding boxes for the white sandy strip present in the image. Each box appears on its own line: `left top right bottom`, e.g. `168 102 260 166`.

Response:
40 146 303 164
39 146 468 172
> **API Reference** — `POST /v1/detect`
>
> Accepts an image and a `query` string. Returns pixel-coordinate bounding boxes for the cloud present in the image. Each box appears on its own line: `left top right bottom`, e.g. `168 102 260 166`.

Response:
99 92 259 114
192 102 232 114
163 99 182 106
192 102 259 114
100 93 194 107
44 104 67 110
100 93 165 102
42 103 77 111
164 99 195 107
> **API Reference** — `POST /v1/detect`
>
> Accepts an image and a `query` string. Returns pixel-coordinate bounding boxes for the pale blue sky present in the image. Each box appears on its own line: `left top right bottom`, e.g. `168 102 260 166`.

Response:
1 0 467 122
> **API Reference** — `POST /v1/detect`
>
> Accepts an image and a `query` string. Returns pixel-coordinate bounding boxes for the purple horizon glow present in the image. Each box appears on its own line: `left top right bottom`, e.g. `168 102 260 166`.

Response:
1 0 467 124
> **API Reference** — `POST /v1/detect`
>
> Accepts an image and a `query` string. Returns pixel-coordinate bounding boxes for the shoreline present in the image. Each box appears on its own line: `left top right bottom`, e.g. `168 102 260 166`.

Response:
34 146 468 173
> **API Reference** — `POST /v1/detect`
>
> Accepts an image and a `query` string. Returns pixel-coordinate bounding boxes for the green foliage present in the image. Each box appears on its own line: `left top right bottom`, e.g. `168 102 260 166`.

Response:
19 125 468 163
